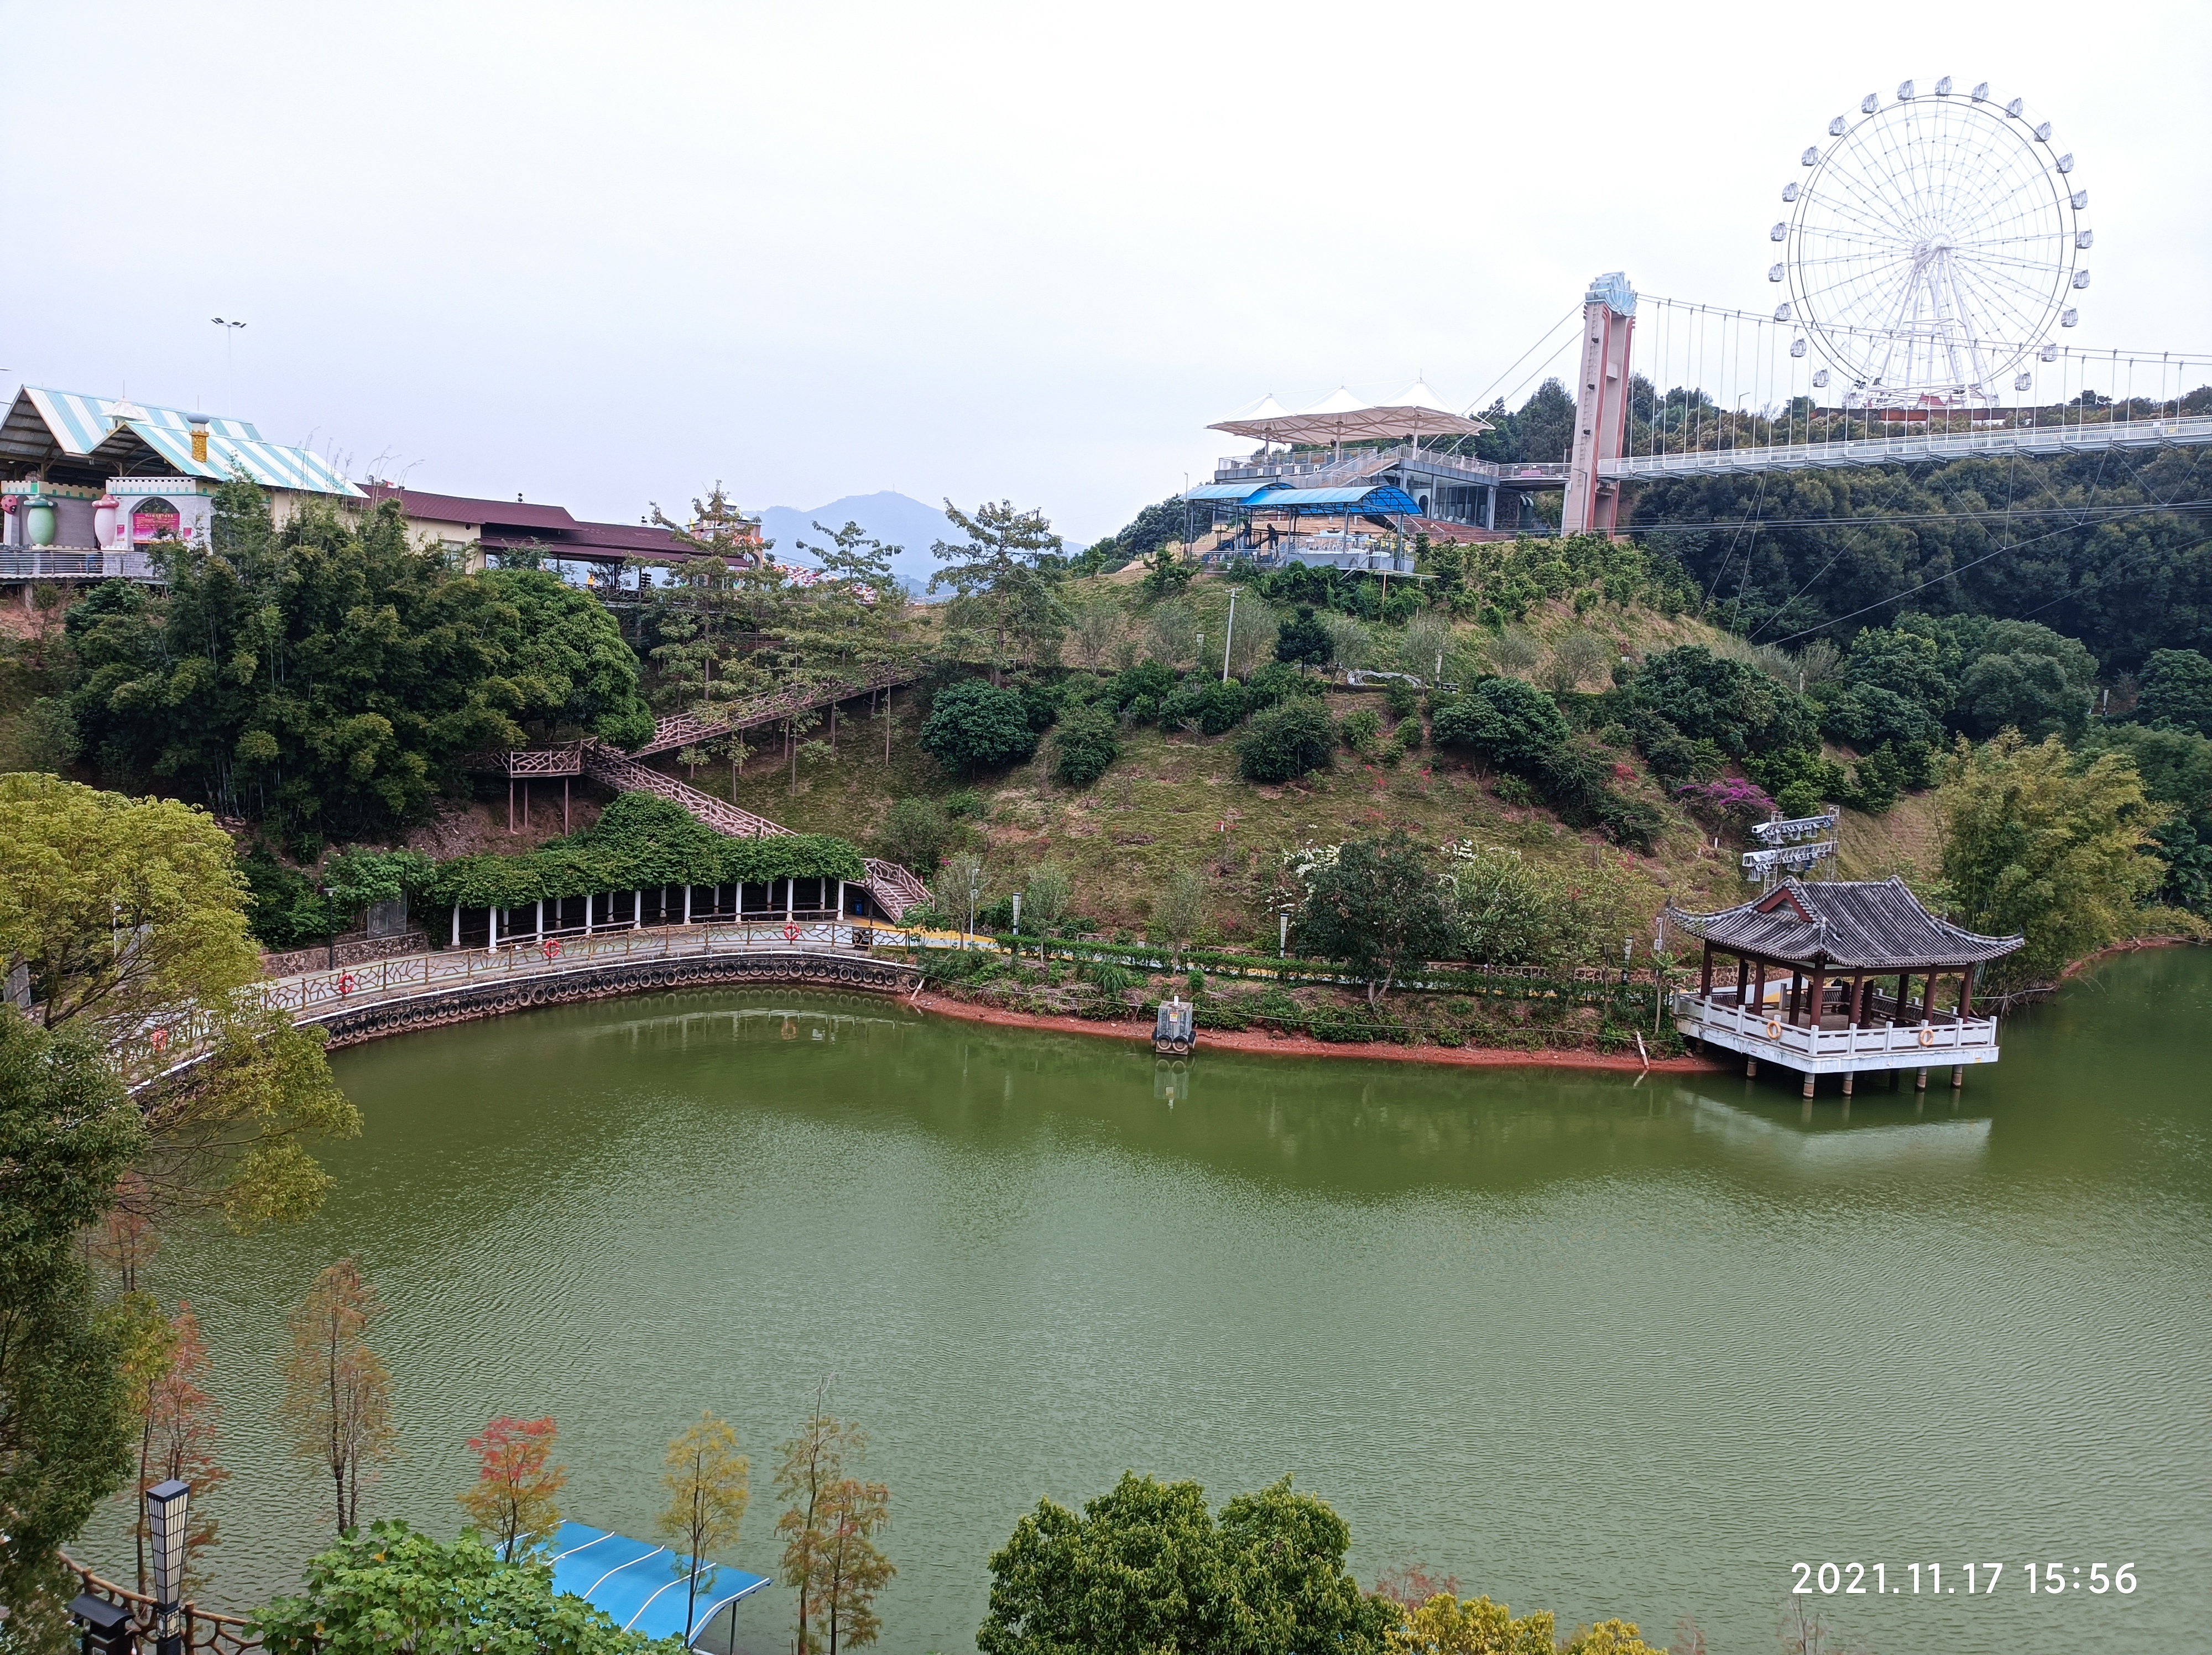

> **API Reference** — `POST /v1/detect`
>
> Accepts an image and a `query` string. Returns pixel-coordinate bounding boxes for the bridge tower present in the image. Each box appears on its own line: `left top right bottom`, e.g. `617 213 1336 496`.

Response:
1560 272 1636 538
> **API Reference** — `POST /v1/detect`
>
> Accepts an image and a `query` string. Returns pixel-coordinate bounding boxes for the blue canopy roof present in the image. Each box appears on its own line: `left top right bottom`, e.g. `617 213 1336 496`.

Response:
546 1521 769 1646
1184 482 1278 503
1248 485 1420 517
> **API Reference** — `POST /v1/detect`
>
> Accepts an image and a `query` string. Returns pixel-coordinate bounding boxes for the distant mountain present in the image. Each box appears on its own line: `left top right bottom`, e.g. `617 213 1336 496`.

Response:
758 492 957 596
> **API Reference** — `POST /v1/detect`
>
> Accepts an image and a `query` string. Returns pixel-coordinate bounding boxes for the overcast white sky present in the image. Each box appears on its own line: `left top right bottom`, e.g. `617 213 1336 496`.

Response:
3 0 2204 540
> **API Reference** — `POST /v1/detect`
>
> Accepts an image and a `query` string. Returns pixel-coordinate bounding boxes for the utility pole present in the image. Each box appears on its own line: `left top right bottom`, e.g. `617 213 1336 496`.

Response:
1222 589 1237 681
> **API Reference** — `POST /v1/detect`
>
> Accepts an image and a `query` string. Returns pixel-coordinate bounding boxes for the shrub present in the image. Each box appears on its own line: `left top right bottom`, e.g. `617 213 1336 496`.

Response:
1191 678 1250 735
1237 701 1334 783
881 797 957 871
1245 660 1321 708
1274 605 1333 667
1392 716 1424 752
1022 862 1074 929
1107 660 1178 714
1338 707 1384 755
1384 679 1420 719
1625 644 1817 757
920 679 1039 774
1428 677 1571 771
1053 704 1121 787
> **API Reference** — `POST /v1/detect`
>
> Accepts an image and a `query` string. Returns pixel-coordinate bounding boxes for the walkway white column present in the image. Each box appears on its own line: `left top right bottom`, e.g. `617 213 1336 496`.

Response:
633 889 643 930
585 892 594 936
535 898 544 943
489 906 500 949
682 885 692 925
784 879 794 923
450 902 461 948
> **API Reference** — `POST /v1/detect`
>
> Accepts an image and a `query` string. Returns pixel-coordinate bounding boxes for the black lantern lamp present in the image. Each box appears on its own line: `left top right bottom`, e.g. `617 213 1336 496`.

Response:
67 1594 134 1655
146 1479 190 1655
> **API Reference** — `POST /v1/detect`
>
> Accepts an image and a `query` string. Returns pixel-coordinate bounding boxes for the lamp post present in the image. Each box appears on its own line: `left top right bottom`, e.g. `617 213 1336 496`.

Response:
147 1478 190 1655
210 318 245 411
1010 892 1021 962
966 864 980 953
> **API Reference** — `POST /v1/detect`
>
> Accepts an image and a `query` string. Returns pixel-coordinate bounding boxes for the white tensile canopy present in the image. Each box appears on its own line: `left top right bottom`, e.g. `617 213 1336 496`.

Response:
1208 380 1491 448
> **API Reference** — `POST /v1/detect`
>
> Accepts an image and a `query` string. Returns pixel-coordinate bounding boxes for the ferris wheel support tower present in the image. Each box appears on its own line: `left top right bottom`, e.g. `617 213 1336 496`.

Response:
1561 272 1637 537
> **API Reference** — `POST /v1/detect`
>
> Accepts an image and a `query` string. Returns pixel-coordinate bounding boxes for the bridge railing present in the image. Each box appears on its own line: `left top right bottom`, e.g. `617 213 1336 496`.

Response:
1603 413 2212 480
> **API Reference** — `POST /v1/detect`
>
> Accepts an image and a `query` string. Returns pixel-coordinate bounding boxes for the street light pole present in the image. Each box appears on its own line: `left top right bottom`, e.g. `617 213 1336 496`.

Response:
147 1479 190 1655
210 318 245 410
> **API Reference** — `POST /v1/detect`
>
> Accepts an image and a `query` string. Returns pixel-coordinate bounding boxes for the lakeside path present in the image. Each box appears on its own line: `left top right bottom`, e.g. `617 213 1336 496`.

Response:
907 990 1734 1073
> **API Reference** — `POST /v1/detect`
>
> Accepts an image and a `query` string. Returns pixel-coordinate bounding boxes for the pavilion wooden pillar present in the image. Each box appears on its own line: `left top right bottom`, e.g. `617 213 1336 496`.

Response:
1959 964 1976 1021
1699 943 1714 998
1806 962 1826 1028
1788 969 1804 1024
1752 960 1767 1017
1735 956 1749 1006
1849 970 1866 1027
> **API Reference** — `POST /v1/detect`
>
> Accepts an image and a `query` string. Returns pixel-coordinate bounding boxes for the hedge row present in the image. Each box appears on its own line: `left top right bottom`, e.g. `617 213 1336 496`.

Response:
938 933 1663 1006
424 793 864 907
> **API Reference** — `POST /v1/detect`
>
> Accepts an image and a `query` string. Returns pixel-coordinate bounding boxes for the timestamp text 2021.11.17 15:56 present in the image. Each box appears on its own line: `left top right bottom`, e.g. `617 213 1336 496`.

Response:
1791 1563 2138 1598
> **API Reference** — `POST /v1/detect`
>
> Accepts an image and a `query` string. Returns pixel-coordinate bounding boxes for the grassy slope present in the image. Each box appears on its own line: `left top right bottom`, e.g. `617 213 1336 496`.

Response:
678 576 1828 945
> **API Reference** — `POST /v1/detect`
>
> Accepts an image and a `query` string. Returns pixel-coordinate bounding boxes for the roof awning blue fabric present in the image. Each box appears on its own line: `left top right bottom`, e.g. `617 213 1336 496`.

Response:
546 1521 769 1646
1185 482 1277 503
1248 485 1420 517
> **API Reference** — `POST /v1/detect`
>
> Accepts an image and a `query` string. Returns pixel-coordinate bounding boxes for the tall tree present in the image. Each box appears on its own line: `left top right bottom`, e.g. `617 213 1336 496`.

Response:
1290 832 1458 1007
458 1415 568 1563
657 1412 750 1642
0 774 360 1230
66 481 654 836
252 1520 672 1655
774 1398 892 1655
930 501 1067 684
811 1472 891 1655
1938 732 2169 988
280 1259 396 1533
979 1472 1394 1655
0 1012 144 1636
131 1304 227 1596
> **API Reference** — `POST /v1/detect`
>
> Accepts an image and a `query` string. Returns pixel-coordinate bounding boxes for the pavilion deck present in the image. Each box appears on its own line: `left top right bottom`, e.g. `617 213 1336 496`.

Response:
1672 986 2000 1075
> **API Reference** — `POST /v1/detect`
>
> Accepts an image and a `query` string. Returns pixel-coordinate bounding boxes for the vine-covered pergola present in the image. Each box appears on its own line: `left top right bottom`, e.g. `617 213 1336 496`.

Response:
426 793 867 950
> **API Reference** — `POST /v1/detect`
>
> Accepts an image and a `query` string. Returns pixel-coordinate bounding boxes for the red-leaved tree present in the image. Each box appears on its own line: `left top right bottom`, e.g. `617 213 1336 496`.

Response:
457 1415 568 1562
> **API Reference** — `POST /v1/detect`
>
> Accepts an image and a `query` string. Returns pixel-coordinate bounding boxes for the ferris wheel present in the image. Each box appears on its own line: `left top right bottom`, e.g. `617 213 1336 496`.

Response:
1768 77 2089 403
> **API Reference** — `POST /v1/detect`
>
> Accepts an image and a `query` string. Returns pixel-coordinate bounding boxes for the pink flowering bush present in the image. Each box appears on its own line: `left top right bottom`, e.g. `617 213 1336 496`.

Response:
1674 776 1776 835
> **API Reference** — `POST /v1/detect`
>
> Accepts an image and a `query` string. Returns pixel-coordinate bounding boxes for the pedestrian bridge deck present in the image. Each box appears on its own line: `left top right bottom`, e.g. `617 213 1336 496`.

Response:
1602 413 2212 481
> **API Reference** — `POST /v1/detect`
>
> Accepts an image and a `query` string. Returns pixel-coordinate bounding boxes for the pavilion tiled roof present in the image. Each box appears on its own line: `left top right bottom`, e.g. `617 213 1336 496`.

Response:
1663 877 2022 970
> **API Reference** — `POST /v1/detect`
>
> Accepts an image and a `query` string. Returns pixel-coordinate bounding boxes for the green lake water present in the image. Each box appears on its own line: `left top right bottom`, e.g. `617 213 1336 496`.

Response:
85 948 2212 1654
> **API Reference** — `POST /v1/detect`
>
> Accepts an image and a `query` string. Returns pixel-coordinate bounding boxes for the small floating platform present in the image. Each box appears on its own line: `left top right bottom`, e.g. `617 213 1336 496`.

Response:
1154 996 1195 1056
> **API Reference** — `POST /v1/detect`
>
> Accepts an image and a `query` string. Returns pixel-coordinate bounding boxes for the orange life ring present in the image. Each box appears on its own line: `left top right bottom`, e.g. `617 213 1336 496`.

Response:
1765 1018 1782 1040
1918 1026 1934 1048
783 923 801 943
337 972 356 995
150 1027 169 1052
542 938 562 960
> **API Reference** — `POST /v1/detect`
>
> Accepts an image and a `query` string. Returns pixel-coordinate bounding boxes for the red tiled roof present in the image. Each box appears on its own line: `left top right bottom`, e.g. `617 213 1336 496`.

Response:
363 483 687 560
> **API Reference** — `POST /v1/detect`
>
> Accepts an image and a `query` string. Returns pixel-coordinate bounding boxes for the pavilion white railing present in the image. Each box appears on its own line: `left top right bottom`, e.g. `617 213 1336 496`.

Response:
1672 989 1998 1061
